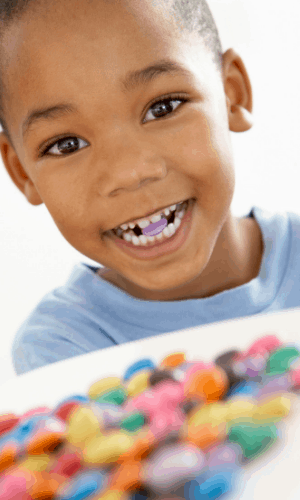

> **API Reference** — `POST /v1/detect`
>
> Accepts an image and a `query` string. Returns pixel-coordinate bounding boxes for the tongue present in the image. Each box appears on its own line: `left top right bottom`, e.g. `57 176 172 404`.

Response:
142 217 168 237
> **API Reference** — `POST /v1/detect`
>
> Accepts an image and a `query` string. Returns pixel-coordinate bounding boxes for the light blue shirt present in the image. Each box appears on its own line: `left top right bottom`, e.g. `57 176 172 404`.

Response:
12 206 300 375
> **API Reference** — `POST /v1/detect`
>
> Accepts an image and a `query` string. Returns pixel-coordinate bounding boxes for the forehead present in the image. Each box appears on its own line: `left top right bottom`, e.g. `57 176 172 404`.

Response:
1 0 218 145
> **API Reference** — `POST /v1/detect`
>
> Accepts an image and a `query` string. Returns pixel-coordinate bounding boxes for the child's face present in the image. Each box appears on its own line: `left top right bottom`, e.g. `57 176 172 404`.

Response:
0 0 253 299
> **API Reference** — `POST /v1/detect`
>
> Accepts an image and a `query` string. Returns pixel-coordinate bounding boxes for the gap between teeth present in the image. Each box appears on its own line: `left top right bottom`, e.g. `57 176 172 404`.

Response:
120 203 187 245
120 204 177 231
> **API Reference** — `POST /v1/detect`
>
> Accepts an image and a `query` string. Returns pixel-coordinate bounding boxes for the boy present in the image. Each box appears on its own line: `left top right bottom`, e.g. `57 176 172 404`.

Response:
0 0 299 376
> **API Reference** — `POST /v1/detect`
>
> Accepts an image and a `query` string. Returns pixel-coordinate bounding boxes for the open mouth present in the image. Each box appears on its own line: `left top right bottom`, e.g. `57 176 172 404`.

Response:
110 198 191 245
106 198 195 260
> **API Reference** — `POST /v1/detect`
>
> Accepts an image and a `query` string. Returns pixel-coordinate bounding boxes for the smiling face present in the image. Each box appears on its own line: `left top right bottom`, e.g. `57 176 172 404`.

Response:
0 0 258 301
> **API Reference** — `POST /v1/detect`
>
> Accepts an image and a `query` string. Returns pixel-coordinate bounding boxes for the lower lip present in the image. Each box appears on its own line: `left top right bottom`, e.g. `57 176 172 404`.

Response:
107 198 195 260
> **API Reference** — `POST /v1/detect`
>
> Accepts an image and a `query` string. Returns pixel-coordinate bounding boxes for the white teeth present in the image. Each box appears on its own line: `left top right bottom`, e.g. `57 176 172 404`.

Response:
156 232 163 240
174 217 181 230
164 208 170 216
123 232 132 242
139 235 148 246
137 220 151 229
121 223 129 231
170 205 177 211
129 223 135 229
132 235 140 246
162 225 171 238
150 214 162 224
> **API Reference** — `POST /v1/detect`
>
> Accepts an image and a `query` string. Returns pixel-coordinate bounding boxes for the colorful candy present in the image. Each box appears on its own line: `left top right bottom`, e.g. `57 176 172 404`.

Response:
0 334 298 500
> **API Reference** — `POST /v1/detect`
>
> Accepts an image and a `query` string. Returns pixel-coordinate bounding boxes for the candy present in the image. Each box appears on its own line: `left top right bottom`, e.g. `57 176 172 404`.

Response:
0 334 299 500
124 360 156 382
88 378 123 400
227 422 278 460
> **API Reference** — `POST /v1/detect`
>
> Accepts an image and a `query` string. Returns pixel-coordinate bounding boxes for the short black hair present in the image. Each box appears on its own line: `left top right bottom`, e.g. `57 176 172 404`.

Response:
0 0 223 149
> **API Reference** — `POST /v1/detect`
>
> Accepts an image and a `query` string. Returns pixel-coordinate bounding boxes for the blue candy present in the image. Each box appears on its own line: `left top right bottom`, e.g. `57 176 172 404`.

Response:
57 470 107 500
226 381 258 399
123 359 156 381
184 469 236 500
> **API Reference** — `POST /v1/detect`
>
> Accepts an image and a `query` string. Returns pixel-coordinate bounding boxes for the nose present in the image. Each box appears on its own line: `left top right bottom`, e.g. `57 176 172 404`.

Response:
97 140 168 197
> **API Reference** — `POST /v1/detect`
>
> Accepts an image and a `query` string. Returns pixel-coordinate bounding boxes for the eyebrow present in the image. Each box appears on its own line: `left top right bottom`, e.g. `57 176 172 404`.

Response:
22 59 191 139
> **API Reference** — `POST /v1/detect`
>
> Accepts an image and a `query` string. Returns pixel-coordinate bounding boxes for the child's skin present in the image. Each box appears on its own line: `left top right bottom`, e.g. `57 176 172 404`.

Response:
0 0 263 302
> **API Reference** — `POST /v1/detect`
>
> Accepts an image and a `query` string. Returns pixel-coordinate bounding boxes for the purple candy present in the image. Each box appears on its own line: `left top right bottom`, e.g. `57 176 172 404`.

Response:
143 218 168 237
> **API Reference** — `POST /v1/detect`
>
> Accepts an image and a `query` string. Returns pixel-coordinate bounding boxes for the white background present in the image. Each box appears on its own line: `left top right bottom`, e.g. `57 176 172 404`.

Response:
1 0 300 385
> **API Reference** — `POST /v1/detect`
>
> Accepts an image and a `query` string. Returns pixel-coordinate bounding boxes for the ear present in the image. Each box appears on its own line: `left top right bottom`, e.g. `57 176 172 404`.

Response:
0 131 43 205
222 48 254 132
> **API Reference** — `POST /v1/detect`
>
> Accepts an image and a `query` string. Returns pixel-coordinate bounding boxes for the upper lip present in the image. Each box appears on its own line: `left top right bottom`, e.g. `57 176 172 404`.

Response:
110 198 188 231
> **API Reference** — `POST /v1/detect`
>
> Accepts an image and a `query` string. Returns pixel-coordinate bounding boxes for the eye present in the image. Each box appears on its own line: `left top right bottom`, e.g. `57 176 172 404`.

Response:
38 94 189 158
38 137 88 158
143 95 188 123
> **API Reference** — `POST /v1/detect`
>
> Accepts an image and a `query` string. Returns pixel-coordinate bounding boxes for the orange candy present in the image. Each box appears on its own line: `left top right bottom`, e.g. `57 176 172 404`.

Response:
183 420 227 451
28 470 67 499
185 367 228 403
117 428 155 464
109 460 143 491
160 353 186 368
27 430 65 455
0 441 18 472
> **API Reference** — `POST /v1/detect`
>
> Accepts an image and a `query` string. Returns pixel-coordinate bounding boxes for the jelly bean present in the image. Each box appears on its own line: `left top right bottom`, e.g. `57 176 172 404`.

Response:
188 402 229 429
116 428 155 464
290 366 300 389
66 407 103 449
96 387 127 406
184 367 228 403
0 441 19 473
149 369 175 387
21 406 51 420
245 334 282 358
130 489 149 500
183 420 227 451
252 394 293 423
124 360 156 382
265 346 300 376
0 414 20 438
225 380 258 400
225 399 256 424
142 442 206 494
207 443 243 469
11 416 44 446
28 470 67 499
90 402 127 428
48 449 82 478
53 401 81 423
95 490 128 500
160 353 186 368
227 422 278 460
126 371 151 398
214 350 245 389
119 412 145 432
256 373 293 401
83 431 135 466
88 377 123 400
26 417 66 455
184 468 237 500
109 460 143 491
150 409 185 440
19 453 52 472
56 470 107 500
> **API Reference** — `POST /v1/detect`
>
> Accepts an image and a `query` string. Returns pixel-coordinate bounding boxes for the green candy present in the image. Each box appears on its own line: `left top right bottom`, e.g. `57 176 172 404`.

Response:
119 412 145 432
265 346 300 376
95 387 127 406
228 423 278 460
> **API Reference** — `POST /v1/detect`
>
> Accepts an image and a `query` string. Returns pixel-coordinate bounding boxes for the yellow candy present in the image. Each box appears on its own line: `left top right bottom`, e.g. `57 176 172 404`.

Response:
18 454 52 472
126 370 151 397
83 431 135 465
252 395 292 423
88 377 123 400
225 399 257 424
188 402 229 428
66 406 103 448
